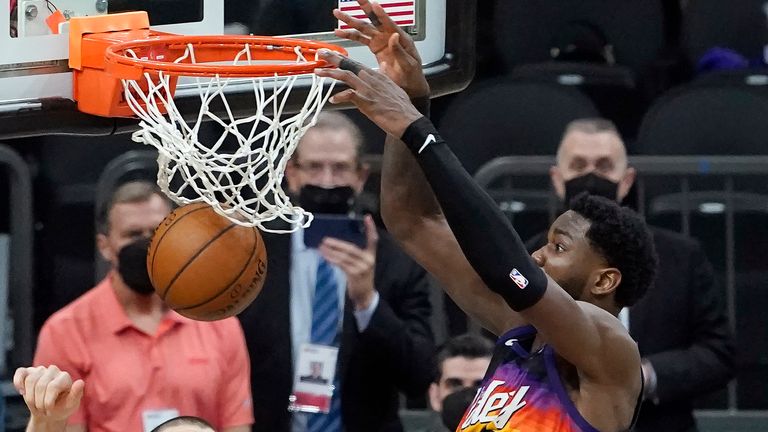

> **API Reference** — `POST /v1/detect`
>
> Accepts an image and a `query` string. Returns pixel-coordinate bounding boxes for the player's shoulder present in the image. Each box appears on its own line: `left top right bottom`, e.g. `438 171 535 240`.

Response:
576 301 640 366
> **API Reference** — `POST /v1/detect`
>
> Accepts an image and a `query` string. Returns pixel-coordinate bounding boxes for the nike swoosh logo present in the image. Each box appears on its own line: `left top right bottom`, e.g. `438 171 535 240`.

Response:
504 338 519 346
418 134 436 154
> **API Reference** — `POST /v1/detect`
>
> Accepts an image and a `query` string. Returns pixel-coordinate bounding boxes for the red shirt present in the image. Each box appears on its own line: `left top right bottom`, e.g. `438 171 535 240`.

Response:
34 276 254 432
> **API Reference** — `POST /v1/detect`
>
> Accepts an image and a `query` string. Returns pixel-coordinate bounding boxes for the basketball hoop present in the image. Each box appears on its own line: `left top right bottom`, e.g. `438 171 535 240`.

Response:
69 12 348 233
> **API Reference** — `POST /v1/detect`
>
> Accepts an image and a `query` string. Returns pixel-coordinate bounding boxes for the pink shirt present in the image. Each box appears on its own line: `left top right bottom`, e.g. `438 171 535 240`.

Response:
34 276 254 432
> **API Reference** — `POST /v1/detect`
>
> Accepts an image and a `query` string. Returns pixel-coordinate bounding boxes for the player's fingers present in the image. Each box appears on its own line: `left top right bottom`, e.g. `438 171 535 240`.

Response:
333 9 379 37
369 1 402 33
43 370 73 411
14 367 31 395
66 379 85 410
35 366 60 411
333 28 372 46
328 88 358 105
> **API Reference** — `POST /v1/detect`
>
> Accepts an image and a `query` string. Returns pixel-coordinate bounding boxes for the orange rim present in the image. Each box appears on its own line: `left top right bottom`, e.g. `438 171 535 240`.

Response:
104 35 349 79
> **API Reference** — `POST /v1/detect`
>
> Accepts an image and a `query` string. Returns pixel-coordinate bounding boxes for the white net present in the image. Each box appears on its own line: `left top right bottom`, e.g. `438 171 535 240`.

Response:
121 42 337 233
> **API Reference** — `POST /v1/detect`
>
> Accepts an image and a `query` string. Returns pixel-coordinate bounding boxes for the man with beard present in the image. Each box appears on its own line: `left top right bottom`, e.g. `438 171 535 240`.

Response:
526 119 735 432
237 111 434 432
32 181 253 432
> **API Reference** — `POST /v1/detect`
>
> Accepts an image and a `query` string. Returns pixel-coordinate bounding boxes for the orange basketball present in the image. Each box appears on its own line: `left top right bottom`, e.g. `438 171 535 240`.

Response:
147 202 268 321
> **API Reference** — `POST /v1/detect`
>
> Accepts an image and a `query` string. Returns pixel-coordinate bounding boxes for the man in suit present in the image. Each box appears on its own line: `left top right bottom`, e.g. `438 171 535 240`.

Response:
237 111 434 432
527 118 735 432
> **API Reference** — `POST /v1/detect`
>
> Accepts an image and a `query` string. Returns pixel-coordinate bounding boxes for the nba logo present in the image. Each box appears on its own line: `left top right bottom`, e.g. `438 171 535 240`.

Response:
509 269 529 289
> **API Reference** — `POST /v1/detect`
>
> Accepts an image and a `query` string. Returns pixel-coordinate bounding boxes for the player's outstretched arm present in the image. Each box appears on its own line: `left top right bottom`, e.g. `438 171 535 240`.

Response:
315 53 641 387
13 366 85 432
332 1 523 335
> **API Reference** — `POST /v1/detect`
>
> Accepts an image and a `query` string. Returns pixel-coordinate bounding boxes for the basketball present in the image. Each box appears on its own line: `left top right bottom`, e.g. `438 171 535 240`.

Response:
147 202 268 321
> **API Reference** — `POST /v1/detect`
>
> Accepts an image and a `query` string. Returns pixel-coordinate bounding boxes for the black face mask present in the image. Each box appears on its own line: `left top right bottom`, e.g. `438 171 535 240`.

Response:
117 237 155 296
563 172 619 206
441 386 480 431
298 184 355 215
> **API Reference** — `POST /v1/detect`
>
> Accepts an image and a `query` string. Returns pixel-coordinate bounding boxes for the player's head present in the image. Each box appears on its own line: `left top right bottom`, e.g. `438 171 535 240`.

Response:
97 181 172 294
550 118 636 204
150 416 215 432
286 111 369 194
429 334 493 413
533 194 657 310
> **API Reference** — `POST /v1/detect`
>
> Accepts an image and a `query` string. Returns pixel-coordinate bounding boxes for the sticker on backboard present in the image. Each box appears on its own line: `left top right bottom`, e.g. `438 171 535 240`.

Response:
338 0 416 29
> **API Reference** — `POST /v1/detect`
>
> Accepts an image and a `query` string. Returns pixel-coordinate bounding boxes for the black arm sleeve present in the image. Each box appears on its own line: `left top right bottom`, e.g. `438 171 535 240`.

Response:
399 116 547 311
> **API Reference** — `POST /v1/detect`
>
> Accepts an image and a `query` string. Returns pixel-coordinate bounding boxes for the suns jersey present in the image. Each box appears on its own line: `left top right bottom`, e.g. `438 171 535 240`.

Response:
456 325 641 432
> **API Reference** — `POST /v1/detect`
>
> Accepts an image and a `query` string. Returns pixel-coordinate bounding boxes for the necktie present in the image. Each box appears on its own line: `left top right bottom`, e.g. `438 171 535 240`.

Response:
308 257 342 431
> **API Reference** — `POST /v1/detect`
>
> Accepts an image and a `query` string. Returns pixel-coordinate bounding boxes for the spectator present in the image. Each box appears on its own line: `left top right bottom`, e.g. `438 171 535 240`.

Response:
237 111 434 432
33 181 253 432
528 118 736 432
428 334 493 432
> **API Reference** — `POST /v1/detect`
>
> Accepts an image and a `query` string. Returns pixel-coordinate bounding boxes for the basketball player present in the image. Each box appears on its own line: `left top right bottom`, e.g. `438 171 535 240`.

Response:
316 2 658 431
14 366 215 432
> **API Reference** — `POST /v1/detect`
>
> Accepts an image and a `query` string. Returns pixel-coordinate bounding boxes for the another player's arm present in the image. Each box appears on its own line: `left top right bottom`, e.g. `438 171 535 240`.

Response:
316 57 638 384
13 366 85 432
333 0 522 335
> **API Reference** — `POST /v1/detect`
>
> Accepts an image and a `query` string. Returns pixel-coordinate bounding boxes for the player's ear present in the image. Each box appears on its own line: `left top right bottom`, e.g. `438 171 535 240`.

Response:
592 267 621 296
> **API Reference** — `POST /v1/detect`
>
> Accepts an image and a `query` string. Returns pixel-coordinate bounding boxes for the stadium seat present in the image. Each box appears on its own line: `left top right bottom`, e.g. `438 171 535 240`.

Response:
682 0 768 68
509 62 645 139
492 0 665 73
437 79 599 175
636 86 768 155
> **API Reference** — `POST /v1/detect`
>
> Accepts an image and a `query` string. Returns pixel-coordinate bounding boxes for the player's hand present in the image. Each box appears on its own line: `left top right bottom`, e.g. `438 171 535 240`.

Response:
333 0 429 98
14 365 84 423
316 50 422 138
319 215 379 310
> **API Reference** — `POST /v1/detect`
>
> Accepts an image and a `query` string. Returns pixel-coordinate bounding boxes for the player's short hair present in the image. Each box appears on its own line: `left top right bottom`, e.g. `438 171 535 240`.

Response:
97 180 171 234
150 416 215 432
435 334 494 382
569 193 657 307
299 111 367 163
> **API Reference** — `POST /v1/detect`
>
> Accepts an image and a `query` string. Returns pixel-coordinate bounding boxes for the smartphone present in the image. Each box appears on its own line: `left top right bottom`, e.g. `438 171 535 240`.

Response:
303 214 367 249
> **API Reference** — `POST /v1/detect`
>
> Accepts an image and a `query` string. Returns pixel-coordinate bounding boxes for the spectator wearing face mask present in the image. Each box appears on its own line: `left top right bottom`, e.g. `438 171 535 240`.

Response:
526 118 735 432
428 335 493 432
32 181 254 432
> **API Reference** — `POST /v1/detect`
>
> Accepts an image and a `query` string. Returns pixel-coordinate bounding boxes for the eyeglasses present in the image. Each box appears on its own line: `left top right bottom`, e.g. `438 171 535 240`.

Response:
294 161 358 179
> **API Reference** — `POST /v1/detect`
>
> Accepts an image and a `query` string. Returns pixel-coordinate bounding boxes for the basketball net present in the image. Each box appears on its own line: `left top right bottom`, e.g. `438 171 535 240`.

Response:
123 43 335 233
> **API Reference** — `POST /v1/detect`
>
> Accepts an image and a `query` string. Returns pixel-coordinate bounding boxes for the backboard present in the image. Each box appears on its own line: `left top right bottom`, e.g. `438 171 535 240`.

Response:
0 0 475 139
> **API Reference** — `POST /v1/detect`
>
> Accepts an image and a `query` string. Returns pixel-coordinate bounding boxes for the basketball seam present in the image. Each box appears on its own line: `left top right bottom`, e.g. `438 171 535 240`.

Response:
160 223 239 301
151 204 210 297
175 227 260 312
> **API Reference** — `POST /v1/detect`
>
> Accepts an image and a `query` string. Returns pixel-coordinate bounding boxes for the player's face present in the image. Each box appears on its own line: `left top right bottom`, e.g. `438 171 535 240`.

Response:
550 130 635 201
429 356 490 412
532 211 607 301
98 195 172 265
286 128 369 193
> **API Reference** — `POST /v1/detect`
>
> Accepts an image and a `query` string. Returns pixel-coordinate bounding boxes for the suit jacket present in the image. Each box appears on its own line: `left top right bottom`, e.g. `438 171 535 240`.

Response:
526 227 735 432
238 226 435 432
